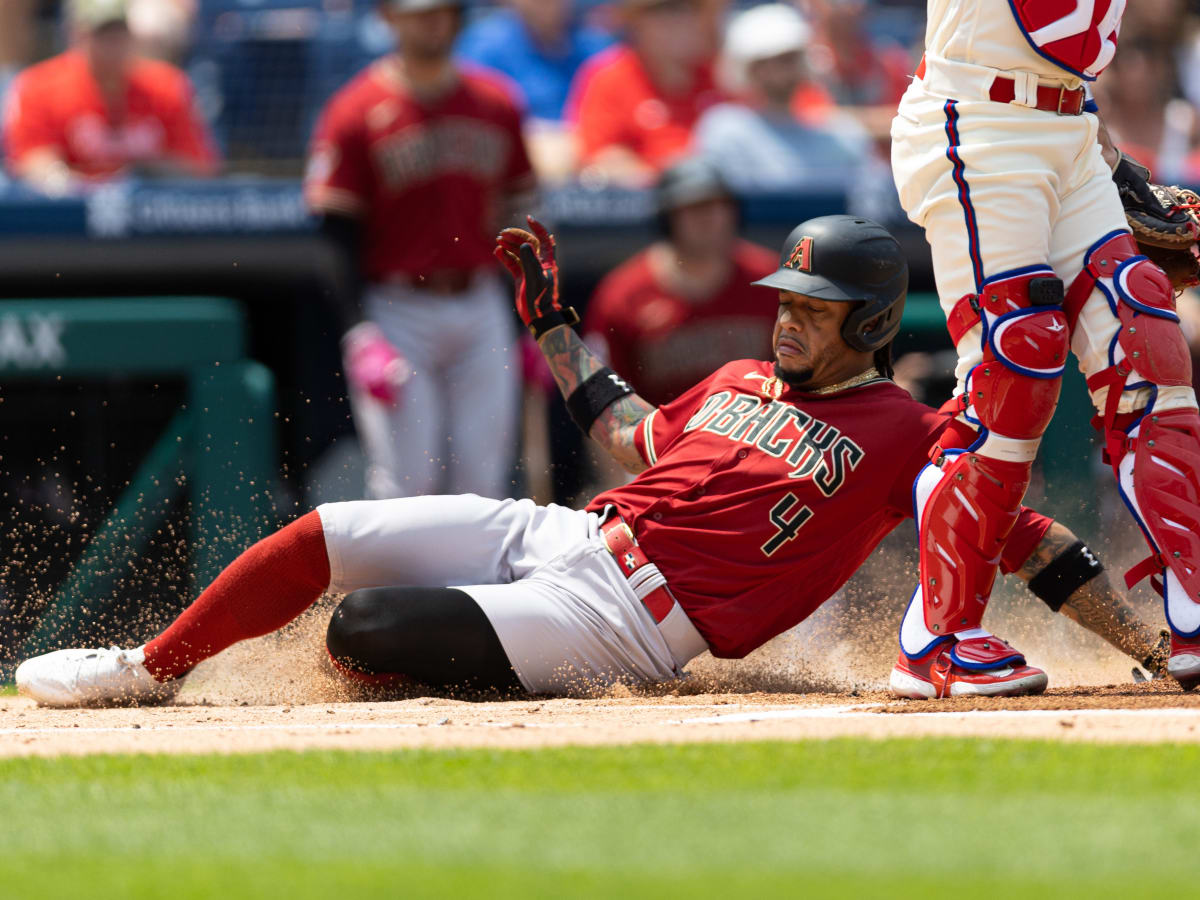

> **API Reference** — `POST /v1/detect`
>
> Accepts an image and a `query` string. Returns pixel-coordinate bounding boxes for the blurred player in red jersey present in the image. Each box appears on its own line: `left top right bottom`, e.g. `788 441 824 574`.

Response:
2 0 218 194
584 158 777 407
305 0 536 500
15 215 1170 706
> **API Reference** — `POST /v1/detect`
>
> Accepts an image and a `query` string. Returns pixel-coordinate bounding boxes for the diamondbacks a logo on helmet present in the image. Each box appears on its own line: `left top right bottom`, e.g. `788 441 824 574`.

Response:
784 237 813 273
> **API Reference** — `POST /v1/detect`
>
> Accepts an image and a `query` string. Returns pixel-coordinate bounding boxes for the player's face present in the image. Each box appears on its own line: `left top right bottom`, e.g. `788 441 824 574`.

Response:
84 22 134 78
669 197 738 258
628 0 706 65
386 7 460 61
748 51 804 105
772 290 853 387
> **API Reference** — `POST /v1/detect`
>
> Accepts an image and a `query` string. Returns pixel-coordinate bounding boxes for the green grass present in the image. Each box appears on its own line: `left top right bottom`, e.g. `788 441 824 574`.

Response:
0 684 15 696
0 738 1192 899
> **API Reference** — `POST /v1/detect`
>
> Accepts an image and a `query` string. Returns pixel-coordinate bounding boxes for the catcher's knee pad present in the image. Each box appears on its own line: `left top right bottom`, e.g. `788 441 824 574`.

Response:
914 452 1031 635
965 267 1069 443
1067 231 1192 414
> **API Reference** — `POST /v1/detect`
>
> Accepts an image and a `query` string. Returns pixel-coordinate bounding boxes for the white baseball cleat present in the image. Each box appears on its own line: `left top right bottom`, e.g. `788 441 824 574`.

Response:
15 646 179 708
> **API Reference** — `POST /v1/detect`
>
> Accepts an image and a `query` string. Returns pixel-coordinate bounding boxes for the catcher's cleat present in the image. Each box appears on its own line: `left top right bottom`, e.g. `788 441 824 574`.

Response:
1168 633 1200 691
889 635 1048 700
15 646 179 708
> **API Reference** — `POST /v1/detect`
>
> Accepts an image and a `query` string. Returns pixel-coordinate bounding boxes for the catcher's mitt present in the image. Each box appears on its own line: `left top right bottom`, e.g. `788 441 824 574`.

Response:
1114 152 1200 289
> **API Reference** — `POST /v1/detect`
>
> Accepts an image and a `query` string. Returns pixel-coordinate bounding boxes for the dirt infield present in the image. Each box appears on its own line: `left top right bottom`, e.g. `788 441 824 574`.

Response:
5 682 1200 758
8 585 1198 758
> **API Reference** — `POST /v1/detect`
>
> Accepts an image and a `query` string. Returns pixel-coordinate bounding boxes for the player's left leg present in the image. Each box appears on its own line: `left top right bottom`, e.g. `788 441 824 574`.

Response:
14 496 592 706
1052 157 1200 689
442 275 520 498
325 587 524 692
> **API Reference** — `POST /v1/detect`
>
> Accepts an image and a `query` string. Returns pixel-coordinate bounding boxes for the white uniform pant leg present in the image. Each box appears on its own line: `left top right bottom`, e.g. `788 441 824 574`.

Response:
891 86 1064 392
316 495 688 695
440 275 520 498
317 494 590 593
351 285 448 498
462 539 686 694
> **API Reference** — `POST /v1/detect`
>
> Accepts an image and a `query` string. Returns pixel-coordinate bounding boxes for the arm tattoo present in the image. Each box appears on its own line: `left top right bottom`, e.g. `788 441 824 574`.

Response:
538 326 656 474
1017 522 1160 665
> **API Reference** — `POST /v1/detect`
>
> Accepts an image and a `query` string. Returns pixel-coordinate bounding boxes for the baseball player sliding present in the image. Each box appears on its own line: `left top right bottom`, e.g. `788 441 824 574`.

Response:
14 216 1171 706
305 0 535 499
890 1 1200 697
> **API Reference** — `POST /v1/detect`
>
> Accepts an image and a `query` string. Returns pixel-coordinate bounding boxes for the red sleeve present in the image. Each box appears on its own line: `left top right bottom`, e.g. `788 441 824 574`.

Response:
304 92 372 217
502 103 536 194
633 368 725 467
3 71 61 165
569 61 631 163
583 274 636 378
160 74 219 173
1000 507 1053 574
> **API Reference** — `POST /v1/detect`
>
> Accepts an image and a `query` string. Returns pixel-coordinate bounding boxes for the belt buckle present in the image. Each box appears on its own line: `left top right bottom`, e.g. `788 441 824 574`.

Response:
1056 85 1076 116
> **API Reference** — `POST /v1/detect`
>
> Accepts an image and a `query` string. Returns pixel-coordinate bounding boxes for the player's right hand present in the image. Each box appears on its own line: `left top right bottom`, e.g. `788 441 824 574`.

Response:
342 321 410 405
495 215 579 340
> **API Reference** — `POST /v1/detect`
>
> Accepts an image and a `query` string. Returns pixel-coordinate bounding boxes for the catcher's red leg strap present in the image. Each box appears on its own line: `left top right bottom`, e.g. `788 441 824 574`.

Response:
1068 231 1200 615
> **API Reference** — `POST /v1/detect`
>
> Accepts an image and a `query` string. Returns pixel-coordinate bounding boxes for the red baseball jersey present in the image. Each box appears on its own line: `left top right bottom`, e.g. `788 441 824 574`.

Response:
566 45 725 171
584 240 779 406
588 360 1050 658
304 59 536 282
3 49 217 180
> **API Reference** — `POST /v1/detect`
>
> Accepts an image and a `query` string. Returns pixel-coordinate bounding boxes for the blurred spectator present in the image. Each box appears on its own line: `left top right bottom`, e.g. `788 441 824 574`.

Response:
456 0 613 123
305 0 534 500
696 3 870 191
802 0 913 141
1095 38 1198 184
126 0 196 64
3 0 217 194
584 158 777 407
567 0 725 184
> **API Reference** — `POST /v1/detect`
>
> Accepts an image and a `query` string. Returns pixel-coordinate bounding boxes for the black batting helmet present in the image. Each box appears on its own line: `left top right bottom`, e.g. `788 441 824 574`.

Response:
753 215 907 353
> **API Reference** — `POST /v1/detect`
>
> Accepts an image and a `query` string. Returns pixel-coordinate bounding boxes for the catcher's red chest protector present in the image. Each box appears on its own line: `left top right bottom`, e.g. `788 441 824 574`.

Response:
1009 0 1125 80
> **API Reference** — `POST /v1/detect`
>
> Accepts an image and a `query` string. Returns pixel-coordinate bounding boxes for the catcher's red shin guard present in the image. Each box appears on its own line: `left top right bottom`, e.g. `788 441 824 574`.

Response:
920 267 1069 635
918 451 1030 634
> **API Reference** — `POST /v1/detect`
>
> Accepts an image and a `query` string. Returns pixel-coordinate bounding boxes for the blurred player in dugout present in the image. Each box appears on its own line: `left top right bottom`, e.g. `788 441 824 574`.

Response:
585 157 777 407
304 0 536 500
2 0 218 194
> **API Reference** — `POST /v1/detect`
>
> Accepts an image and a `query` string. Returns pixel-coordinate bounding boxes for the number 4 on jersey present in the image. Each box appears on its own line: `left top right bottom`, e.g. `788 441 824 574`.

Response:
762 492 813 557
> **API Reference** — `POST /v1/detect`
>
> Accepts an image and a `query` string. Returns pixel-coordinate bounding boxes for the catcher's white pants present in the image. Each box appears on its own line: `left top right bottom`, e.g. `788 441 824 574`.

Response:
317 494 709 694
349 274 520 500
891 68 1195 419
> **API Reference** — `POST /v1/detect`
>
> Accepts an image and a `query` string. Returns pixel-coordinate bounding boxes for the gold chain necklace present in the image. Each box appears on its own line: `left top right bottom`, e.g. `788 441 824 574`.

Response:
810 368 885 395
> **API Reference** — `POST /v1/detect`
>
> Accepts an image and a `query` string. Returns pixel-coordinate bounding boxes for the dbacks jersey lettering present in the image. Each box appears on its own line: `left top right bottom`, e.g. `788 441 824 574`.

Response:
589 361 946 658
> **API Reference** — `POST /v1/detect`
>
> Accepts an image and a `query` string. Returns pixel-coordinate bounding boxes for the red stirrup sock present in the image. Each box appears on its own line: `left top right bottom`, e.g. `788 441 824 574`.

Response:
143 510 331 681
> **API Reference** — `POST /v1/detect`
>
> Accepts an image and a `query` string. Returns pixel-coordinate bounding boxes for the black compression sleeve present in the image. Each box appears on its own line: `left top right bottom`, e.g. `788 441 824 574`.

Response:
566 367 635 435
1027 540 1104 612
320 213 367 331
326 587 524 693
